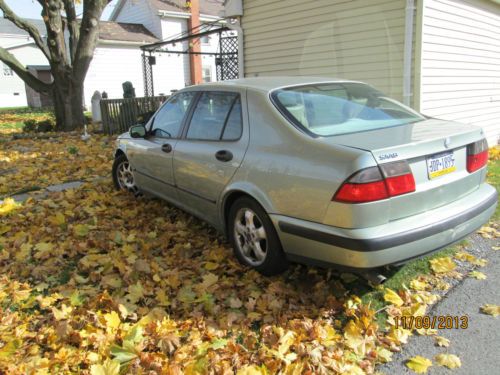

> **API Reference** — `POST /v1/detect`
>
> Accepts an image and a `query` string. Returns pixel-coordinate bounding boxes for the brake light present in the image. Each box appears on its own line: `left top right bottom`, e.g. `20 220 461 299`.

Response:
333 161 415 203
467 139 488 173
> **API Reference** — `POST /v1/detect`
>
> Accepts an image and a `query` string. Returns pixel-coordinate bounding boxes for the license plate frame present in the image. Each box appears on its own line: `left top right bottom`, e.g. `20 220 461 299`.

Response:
426 151 456 179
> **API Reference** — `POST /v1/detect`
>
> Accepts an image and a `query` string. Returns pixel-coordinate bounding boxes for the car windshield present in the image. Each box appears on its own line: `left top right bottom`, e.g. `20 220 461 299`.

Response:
272 83 425 136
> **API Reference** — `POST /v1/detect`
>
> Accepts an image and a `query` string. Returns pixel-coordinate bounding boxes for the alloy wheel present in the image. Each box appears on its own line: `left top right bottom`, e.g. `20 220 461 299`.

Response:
233 207 268 266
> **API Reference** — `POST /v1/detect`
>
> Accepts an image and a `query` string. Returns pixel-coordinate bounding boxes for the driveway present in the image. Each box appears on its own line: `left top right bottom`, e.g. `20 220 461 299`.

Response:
379 234 500 374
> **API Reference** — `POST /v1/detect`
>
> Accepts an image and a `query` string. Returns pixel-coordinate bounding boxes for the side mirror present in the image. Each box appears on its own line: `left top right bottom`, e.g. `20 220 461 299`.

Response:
129 124 146 138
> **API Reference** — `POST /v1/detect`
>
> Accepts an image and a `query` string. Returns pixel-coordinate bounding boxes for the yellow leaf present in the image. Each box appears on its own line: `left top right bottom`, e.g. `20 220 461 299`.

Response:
104 311 121 331
429 257 456 273
52 304 73 320
200 273 219 290
434 354 461 369
471 258 488 267
480 304 500 317
0 339 21 358
434 336 450 347
277 330 295 356
384 288 404 307
204 261 219 270
49 212 65 226
74 224 90 237
410 279 428 291
0 198 20 215
454 251 476 263
127 282 144 304
492 246 500 251
406 356 432 373
377 348 393 363
468 271 487 280
90 359 120 375
236 365 267 375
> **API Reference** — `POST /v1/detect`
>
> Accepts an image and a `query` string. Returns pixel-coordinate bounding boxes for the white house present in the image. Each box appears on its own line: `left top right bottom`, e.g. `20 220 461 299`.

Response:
0 0 224 109
226 0 500 144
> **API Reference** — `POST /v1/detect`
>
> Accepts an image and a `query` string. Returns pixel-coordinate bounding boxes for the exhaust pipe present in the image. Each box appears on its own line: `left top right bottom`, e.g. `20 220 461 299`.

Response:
360 271 387 286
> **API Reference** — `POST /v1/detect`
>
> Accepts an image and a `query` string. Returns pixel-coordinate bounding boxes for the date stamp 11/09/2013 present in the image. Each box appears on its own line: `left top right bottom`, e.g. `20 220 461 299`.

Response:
395 315 469 330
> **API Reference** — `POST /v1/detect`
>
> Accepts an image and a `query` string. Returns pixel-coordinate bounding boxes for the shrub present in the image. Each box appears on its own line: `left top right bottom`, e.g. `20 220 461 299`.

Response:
122 81 136 99
68 146 79 155
22 118 55 133
23 119 37 132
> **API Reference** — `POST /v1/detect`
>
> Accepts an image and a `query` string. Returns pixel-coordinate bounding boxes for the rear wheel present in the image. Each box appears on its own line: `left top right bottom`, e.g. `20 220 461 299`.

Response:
228 197 288 275
112 154 139 195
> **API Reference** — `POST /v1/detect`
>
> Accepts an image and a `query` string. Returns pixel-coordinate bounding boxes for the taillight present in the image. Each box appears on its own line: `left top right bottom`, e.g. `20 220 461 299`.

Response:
467 139 488 173
333 161 415 203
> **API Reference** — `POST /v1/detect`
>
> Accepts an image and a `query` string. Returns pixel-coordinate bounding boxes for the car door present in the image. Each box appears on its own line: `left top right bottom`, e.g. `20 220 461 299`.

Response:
173 89 249 224
126 91 196 202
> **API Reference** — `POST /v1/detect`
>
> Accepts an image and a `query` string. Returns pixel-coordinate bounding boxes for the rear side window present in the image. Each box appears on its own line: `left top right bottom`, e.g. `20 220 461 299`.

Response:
186 92 242 141
272 83 425 137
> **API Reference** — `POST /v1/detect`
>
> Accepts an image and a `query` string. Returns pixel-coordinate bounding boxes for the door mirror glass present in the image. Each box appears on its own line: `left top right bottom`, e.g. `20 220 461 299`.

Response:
129 124 146 138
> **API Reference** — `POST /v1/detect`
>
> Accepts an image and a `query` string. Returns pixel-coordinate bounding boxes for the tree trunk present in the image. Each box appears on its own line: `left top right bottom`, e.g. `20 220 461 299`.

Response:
52 74 85 131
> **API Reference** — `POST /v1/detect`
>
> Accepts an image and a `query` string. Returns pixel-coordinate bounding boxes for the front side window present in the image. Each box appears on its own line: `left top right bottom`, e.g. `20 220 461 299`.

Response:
272 83 425 137
151 92 196 138
186 92 240 141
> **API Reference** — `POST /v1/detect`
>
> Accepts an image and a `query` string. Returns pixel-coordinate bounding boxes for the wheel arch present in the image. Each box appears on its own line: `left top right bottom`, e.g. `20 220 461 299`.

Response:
219 183 275 236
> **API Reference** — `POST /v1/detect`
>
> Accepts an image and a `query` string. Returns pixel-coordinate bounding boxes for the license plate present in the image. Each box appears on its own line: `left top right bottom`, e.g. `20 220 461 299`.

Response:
427 151 456 179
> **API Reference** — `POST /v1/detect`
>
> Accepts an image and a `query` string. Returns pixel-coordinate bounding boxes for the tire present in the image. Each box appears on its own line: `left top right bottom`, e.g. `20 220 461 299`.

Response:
228 197 289 276
112 154 139 195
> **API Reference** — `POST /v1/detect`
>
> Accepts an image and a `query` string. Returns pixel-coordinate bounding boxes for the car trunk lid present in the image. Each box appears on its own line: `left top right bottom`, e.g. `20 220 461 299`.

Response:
323 118 487 222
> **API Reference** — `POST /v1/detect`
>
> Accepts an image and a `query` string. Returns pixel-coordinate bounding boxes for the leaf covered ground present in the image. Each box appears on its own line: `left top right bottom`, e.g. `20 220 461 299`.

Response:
0 129 498 374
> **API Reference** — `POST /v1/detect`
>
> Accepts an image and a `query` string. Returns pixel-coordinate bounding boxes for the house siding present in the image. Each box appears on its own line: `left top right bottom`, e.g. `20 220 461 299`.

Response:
242 0 408 101
0 41 48 108
114 0 162 38
84 44 145 108
420 0 500 144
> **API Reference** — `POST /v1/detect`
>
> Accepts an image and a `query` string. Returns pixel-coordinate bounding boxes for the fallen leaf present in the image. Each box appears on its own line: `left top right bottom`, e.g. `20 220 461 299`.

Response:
90 359 121 375
480 304 500 317
434 353 461 369
384 288 404 307
406 356 432 373
468 271 487 280
434 336 450 347
429 257 456 273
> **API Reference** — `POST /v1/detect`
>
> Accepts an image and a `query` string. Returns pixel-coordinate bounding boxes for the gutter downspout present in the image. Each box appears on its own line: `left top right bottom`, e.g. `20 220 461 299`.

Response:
227 17 244 78
403 0 415 107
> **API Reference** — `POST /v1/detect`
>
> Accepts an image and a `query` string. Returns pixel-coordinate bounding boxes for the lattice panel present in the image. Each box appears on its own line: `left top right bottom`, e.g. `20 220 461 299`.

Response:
216 36 239 81
142 53 155 97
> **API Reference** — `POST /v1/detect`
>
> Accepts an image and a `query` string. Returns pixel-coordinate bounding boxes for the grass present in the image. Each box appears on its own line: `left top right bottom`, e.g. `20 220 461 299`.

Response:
486 156 500 220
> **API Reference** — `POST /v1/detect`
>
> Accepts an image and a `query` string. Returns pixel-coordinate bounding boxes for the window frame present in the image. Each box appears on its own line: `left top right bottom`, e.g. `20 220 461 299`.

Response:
147 91 198 139
181 90 243 142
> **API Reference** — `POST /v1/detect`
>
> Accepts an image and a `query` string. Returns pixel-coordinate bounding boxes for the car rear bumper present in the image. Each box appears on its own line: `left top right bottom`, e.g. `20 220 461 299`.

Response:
271 183 497 269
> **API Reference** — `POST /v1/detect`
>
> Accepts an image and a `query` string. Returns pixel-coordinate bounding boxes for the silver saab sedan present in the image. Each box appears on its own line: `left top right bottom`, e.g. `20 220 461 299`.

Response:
112 77 497 276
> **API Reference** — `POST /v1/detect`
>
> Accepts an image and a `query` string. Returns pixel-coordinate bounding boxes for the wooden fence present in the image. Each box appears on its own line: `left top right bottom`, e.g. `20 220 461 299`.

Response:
100 95 168 134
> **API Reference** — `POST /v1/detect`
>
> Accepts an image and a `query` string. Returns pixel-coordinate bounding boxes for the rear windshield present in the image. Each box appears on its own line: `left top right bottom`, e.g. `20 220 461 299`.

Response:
271 83 425 136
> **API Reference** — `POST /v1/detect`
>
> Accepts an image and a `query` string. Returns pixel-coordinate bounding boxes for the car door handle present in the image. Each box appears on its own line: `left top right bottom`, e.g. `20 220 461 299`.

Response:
215 150 233 162
161 143 172 153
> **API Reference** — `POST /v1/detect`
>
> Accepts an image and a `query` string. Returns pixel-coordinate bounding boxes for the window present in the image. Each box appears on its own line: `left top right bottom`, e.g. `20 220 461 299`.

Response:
202 67 212 83
3 63 13 76
187 92 240 141
151 92 195 138
272 83 425 137
222 97 243 140
201 35 210 45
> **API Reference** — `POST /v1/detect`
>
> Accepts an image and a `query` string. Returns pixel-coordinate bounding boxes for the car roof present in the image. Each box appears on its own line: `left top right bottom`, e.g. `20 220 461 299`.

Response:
190 76 363 92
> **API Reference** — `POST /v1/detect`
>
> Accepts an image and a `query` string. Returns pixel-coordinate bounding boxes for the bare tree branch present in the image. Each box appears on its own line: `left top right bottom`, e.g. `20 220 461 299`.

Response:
0 0 50 60
40 0 69 66
0 47 52 93
62 0 79 63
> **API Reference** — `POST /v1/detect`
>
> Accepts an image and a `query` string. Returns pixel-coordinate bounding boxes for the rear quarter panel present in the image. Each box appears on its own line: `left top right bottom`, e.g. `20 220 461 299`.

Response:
225 88 375 224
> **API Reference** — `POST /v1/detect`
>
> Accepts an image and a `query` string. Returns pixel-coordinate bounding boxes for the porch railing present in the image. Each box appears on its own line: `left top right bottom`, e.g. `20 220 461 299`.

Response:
100 95 168 134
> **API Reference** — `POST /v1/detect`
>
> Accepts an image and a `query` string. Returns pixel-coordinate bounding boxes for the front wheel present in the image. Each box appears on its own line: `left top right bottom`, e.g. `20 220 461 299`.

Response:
228 197 288 276
112 154 139 195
